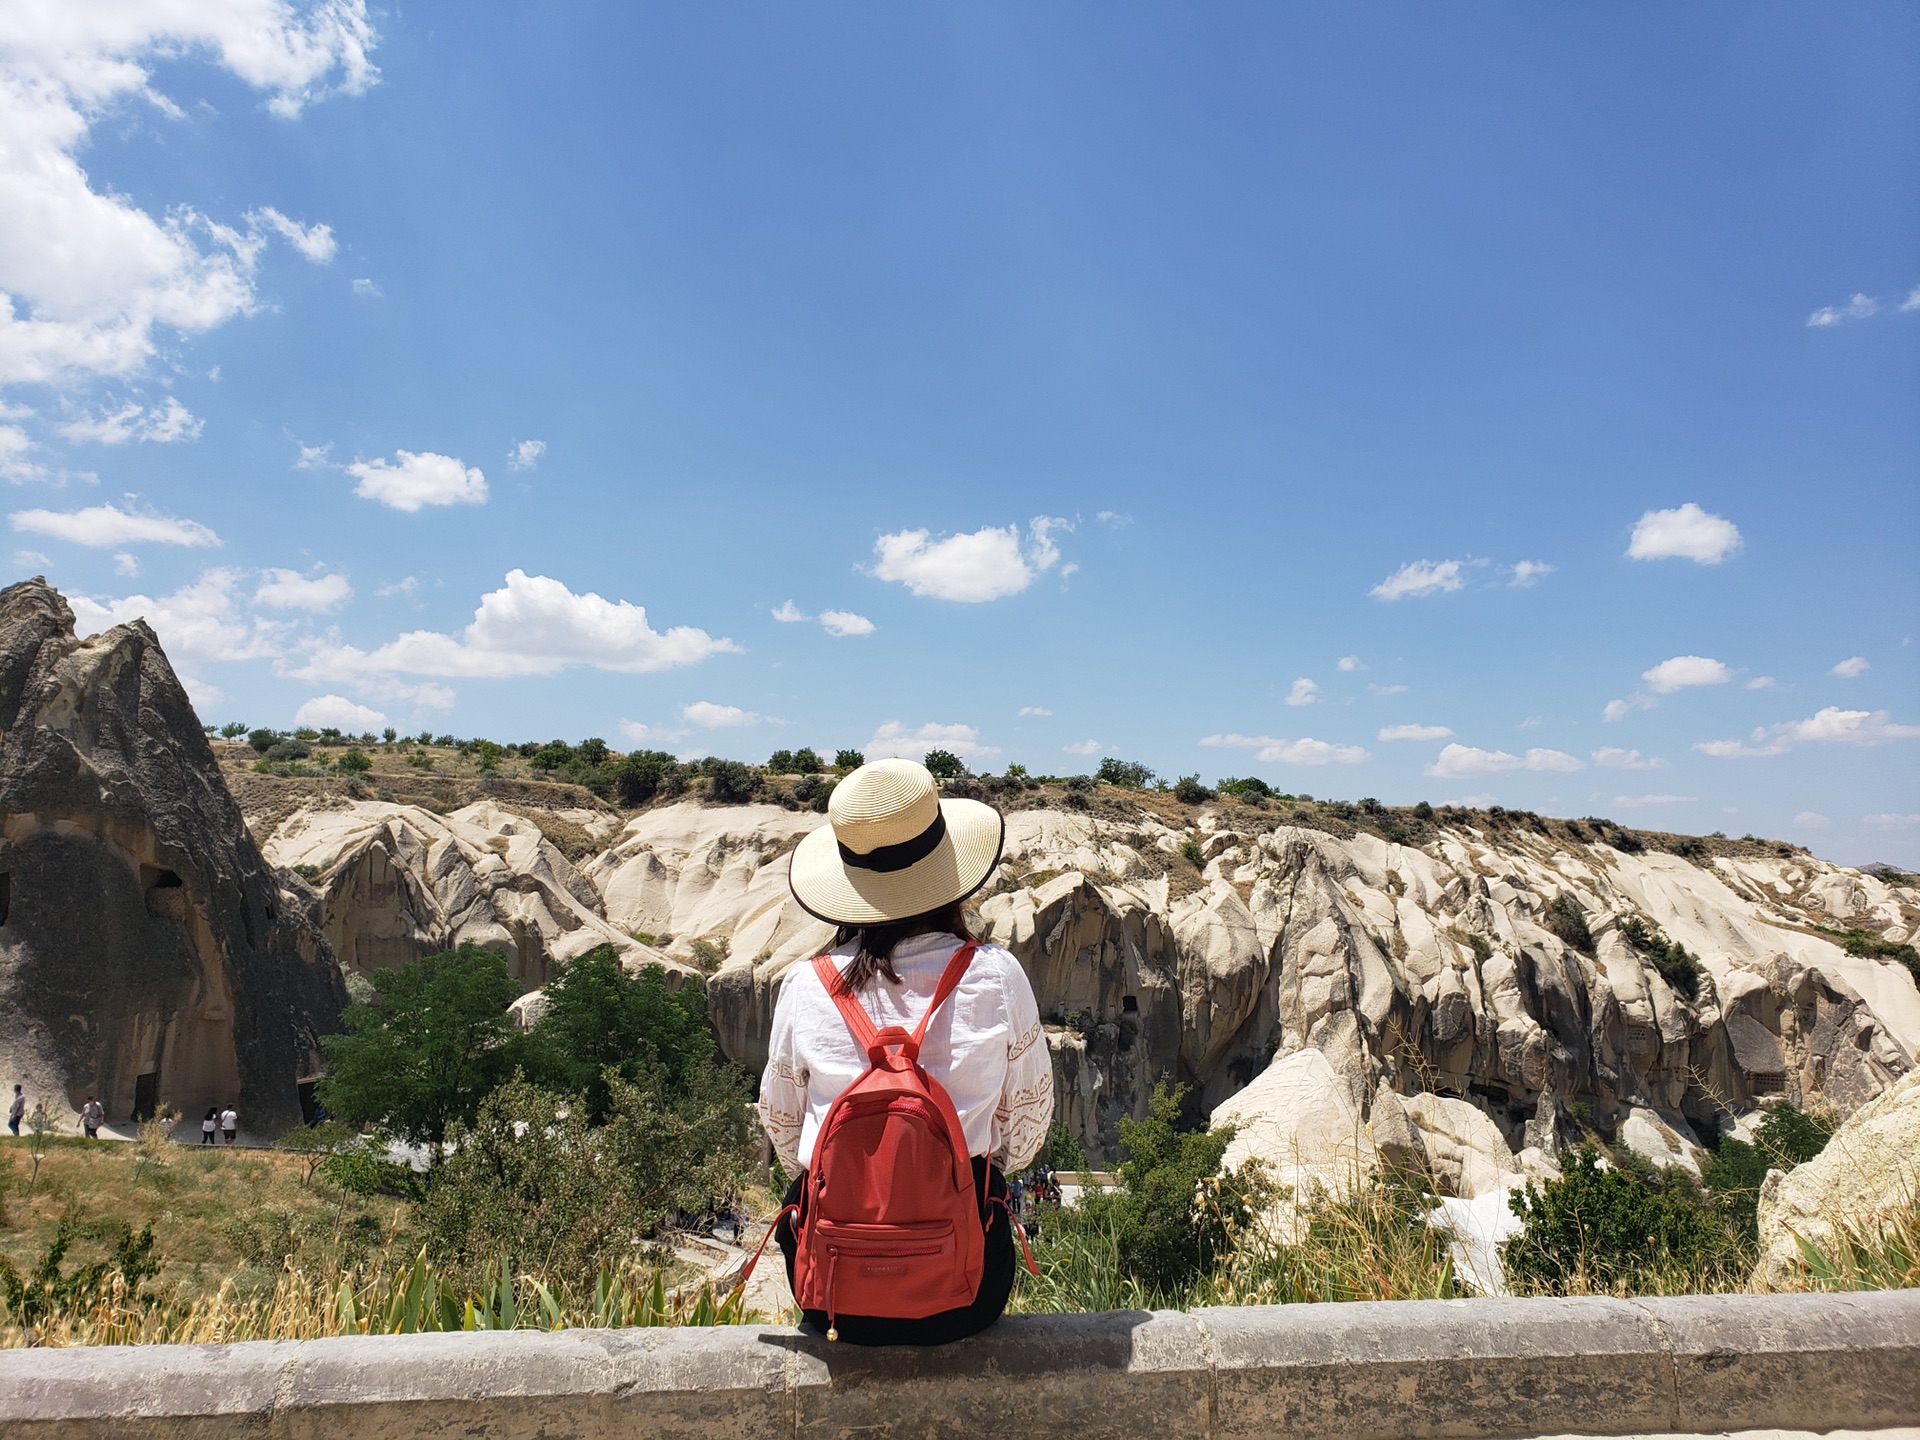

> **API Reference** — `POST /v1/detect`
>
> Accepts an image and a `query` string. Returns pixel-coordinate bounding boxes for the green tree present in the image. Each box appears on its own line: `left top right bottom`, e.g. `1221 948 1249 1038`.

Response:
922 749 967 780
703 758 758 803
577 736 609 767
317 943 522 1146
335 747 372 775
247 727 279 753
1699 1104 1834 1241
791 746 823 773
1096 758 1155 789
219 721 248 739
833 749 865 772
765 748 799 774
615 749 681 805
517 947 716 1124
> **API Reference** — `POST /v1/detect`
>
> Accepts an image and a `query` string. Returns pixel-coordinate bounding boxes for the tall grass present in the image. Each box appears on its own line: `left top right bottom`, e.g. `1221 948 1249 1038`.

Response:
1782 1193 1920 1294
0 1245 754 1348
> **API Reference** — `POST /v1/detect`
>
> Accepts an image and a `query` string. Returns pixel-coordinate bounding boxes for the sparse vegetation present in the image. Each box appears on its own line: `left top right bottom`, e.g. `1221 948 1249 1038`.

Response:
1543 894 1594 955
1618 915 1704 1000
1095 757 1155 789
1173 774 1212 804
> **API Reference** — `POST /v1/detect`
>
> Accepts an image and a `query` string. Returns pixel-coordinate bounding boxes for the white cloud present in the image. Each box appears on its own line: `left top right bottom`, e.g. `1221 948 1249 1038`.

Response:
1807 293 1879 327
1643 655 1733 693
1018 706 1053 718
1830 656 1869 678
1612 794 1696 808
1792 811 1830 830
59 396 202 445
1337 655 1363 672
1095 510 1132 528
1285 677 1320 707
870 517 1068 602
70 567 284 662
351 277 381 298
1423 744 1584 779
1591 747 1666 770
1370 559 1466 601
618 718 685 747
866 721 998 763
1509 560 1553 588
375 576 419 599
112 551 138 576
1626 504 1742 564
507 439 545 471
819 608 874 637
1696 706 1920 759
1518 715 1543 729
771 600 808 623
11 501 219 548
0 5 375 386
1199 732 1370 766
295 442 333 470
249 208 336 264
1903 286 1920 314
254 568 351 612
1063 739 1103 756
293 694 386 732
347 450 487 511
1746 676 1777 690
683 701 760 728
0 424 44 482
1368 683 1408 697
1603 694 1656 723
1863 813 1920 830
286 569 738 680
1378 723 1453 742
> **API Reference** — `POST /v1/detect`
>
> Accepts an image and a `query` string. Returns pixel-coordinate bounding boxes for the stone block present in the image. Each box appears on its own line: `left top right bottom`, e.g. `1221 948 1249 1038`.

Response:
0 1337 298 1438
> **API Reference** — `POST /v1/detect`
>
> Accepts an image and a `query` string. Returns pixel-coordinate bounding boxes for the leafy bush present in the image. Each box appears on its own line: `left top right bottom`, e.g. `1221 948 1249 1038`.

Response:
1412 800 1434 820
1180 835 1206 869
317 943 523 1146
765 749 799 774
1064 773 1094 793
264 738 311 762
1699 1104 1834 1241
1173 774 1212 804
1543 894 1594 955
335 747 372 775
834 748 865 772
791 773 835 811
1216 776 1272 799
1095 758 1155 789
416 1070 752 1293
1505 1147 1741 1294
1820 926 1920 985
614 749 681 805
1617 916 1703 999
1040 1083 1258 1298
923 749 967 780
1036 1123 1087 1173
767 747 823 775
247 728 280 752
702 758 758 804
530 740 574 771
0 1220 160 1332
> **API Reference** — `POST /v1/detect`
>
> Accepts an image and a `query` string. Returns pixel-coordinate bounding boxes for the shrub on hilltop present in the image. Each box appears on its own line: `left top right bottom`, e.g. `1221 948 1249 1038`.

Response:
1096 757 1154 789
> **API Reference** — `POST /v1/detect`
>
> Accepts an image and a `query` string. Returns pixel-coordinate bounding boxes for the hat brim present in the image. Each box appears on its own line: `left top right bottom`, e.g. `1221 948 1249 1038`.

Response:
787 798 1005 926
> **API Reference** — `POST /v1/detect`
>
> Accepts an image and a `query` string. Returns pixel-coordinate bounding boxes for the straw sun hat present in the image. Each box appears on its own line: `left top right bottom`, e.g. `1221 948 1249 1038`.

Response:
788 759 1005 926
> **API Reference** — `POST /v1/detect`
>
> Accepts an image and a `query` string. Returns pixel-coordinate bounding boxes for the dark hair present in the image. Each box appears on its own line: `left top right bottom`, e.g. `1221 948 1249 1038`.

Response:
831 900 976 996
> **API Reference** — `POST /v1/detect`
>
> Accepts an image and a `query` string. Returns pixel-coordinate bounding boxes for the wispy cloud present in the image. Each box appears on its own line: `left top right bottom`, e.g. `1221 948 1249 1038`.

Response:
1591 746 1666 770
682 701 762 728
1423 744 1583 779
1018 705 1053 717
1627 504 1742 564
1508 560 1553 588
347 450 488 511
1285 677 1320 707
506 439 545 471
1378 723 1453 742
11 501 219 548
59 396 202 445
1337 655 1363 672
1806 293 1879 327
819 609 875 637
254 568 352 613
1830 655 1869 678
1063 739 1102 756
1200 732 1369 765
1370 558 1466 601
1612 794 1696 808
1696 706 1920 759
866 721 998 762
293 694 386 733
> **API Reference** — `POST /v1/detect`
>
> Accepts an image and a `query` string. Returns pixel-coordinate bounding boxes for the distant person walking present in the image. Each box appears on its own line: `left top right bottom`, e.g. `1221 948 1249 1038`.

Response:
8 1084 23 1135
201 1107 218 1145
221 1104 238 1146
81 1095 104 1139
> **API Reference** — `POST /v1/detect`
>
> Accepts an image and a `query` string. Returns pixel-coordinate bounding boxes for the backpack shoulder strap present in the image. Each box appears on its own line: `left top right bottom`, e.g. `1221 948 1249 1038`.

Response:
910 942 978 1047
811 953 879 1052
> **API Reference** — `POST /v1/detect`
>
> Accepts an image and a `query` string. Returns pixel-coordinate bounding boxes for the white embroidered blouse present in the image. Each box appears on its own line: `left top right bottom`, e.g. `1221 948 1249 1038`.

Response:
756 932 1054 1174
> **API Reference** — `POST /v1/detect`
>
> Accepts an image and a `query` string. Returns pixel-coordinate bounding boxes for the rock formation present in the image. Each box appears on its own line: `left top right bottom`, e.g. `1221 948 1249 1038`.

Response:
262 800 690 991
569 799 1920 1172
0 579 343 1133
1752 1066 1920 1289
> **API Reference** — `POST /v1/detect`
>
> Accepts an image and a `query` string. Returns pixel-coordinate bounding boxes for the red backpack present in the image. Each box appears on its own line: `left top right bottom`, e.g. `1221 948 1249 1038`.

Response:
744 942 1030 1339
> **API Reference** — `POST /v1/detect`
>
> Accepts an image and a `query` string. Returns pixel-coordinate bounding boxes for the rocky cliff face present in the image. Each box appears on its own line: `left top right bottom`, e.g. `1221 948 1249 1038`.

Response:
566 799 1919 1169
0 579 343 1133
261 800 691 992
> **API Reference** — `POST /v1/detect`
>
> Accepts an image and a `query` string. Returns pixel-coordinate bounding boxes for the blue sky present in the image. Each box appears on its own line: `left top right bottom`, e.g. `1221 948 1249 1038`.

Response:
1 4 1915 863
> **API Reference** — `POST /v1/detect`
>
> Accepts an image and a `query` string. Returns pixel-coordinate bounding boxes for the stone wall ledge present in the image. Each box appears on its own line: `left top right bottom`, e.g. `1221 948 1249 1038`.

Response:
2 1290 1916 1439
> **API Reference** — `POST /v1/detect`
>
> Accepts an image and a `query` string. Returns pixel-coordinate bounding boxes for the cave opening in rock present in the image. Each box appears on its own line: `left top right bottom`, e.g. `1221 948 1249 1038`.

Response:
1122 994 1138 1014
140 865 183 890
133 1070 158 1122
0 871 9 925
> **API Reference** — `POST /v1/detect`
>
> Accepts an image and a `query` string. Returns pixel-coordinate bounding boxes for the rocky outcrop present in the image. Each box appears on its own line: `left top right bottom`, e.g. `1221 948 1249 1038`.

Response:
556 799 1920 1171
262 801 688 991
0 579 343 1134
1753 1067 1920 1289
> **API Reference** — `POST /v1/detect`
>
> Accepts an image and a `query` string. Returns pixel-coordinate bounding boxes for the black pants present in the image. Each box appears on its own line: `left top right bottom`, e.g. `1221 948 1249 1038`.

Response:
776 1157 1015 1346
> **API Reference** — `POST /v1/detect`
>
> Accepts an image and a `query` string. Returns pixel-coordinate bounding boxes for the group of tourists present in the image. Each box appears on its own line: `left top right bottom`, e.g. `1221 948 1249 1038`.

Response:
8 1085 108 1138
200 1105 240 1145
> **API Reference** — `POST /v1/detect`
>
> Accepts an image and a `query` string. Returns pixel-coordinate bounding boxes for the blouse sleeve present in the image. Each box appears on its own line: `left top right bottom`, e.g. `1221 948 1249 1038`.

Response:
992 954 1055 1172
756 972 807 1173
